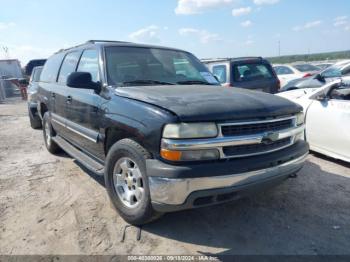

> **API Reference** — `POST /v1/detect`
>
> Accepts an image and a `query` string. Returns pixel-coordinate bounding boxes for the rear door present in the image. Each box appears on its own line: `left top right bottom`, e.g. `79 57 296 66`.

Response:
306 85 350 161
64 49 105 160
231 61 279 93
53 51 82 139
38 53 65 135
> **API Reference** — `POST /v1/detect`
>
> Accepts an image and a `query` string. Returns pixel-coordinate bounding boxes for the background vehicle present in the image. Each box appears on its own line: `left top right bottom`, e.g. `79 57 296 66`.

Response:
281 60 350 92
0 59 24 98
203 57 280 93
27 66 43 128
278 78 350 162
24 59 46 77
0 59 23 79
313 62 333 70
273 63 320 88
37 40 308 225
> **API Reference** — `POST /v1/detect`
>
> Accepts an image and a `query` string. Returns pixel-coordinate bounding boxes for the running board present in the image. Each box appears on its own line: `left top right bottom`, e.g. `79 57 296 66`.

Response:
52 136 104 176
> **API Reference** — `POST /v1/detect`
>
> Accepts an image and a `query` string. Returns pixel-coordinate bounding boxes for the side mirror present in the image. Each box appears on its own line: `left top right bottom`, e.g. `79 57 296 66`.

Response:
315 73 325 82
314 93 328 101
67 72 100 92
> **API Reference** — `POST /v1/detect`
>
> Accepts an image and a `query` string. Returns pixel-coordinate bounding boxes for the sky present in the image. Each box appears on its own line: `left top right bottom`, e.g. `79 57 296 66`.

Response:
0 0 350 65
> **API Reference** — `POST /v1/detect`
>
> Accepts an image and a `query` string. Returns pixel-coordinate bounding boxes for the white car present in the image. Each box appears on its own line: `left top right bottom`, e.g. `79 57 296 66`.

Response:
278 78 350 163
273 64 320 88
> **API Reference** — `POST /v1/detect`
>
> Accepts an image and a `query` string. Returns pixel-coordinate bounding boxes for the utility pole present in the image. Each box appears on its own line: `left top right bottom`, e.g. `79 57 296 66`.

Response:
2 46 9 59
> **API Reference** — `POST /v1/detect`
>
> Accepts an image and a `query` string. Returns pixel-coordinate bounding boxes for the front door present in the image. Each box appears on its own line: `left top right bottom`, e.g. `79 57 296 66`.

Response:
64 49 105 160
306 84 350 161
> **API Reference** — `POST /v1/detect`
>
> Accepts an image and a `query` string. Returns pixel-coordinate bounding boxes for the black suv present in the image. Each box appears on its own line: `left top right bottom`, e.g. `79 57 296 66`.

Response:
203 57 280 93
37 40 308 225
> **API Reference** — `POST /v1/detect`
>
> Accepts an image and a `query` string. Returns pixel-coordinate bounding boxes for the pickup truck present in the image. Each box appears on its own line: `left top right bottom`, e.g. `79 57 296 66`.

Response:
37 40 309 225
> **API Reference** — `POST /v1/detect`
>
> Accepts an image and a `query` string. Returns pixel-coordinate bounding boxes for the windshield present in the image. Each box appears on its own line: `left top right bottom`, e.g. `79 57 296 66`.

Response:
105 46 219 86
294 64 320 72
321 65 342 78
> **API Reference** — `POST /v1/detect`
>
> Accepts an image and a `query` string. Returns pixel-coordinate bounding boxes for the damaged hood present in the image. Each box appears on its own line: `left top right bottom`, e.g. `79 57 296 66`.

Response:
114 85 302 122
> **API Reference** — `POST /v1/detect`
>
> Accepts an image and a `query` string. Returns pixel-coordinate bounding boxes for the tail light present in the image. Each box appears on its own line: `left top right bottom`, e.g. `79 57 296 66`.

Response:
303 73 312 78
223 83 232 87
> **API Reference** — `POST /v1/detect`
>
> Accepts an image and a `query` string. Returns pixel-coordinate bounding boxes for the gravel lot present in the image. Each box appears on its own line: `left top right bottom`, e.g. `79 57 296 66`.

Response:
0 99 350 255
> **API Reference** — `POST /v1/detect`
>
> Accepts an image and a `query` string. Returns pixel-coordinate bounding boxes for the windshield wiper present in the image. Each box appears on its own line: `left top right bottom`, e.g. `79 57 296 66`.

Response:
177 80 215 85
121 80 175 86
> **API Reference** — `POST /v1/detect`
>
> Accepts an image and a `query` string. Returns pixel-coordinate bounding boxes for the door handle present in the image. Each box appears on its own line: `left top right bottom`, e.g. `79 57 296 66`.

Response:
66 96 72 103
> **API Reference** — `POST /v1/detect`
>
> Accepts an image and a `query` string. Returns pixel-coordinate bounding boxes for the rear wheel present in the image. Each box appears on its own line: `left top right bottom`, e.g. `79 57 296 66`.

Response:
104 139 161 225
42 112 60 154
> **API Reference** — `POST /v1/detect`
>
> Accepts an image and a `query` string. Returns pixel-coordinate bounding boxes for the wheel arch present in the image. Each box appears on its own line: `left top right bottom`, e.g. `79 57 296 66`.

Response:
104 126 150 158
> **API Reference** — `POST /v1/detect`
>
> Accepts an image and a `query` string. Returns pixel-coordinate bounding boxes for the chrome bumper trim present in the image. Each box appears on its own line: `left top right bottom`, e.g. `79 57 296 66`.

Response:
149 153 308 205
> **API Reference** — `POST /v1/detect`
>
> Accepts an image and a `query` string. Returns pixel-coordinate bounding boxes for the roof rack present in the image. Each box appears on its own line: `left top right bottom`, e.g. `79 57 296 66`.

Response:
85 40 130 44
201 57 263 62
55 40 132 53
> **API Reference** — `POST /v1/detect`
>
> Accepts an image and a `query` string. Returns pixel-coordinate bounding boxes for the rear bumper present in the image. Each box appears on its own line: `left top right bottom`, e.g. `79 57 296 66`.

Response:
147 141 308 211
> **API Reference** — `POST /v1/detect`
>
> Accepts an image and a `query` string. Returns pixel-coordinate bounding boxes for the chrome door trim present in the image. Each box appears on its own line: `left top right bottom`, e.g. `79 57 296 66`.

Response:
51 113 99 143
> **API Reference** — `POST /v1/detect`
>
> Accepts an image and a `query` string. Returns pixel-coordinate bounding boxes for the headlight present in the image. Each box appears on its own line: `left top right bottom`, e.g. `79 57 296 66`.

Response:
163 123 218 139
296 112 304 126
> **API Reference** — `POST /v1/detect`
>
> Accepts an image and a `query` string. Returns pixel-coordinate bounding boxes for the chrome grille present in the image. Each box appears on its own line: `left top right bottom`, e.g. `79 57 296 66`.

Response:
221 118 294 137
217 116 297 158
223 137 292 157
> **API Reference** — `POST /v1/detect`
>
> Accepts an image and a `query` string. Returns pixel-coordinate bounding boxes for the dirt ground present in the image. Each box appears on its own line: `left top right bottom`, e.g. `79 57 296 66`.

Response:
0 99 350 255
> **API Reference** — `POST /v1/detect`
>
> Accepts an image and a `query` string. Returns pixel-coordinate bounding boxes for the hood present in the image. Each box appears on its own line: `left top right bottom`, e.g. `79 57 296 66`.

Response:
114 85 302 122
278 88 320 100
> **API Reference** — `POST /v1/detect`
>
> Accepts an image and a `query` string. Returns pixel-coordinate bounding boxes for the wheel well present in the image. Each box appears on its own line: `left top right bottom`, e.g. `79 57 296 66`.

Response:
40 103 48 119
104 127 140 156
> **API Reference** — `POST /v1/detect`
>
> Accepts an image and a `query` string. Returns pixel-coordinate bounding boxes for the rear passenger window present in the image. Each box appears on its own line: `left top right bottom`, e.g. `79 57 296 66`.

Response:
57 51 81 84
212 65 227 83
40 53 65 83
77 49 100 82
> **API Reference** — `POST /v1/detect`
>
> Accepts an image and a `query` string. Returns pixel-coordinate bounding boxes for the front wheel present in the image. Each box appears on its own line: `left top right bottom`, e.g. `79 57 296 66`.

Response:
104 139 161 225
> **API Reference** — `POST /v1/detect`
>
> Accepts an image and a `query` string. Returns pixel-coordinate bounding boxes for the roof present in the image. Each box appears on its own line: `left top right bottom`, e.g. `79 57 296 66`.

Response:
56 40 187 54
201 57 264 63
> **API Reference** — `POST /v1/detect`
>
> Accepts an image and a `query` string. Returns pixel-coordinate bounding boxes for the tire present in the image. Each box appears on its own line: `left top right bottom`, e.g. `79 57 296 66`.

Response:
42 112 60 154
104 139 162 225
29 111 42 129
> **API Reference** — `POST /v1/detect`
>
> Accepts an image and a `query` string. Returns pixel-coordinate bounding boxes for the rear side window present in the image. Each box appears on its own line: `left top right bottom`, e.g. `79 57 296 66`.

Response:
40 53 65 83
58 51 81 83
233 63 273 82
212 65 227 83
77 49 100 82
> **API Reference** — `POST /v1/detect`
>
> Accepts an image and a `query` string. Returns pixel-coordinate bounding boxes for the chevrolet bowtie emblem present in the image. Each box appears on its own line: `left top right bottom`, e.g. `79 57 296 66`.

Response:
262 132 279 145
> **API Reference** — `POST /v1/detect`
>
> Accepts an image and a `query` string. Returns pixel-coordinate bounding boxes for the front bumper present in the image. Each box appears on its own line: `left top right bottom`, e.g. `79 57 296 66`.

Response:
147 141 308 211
